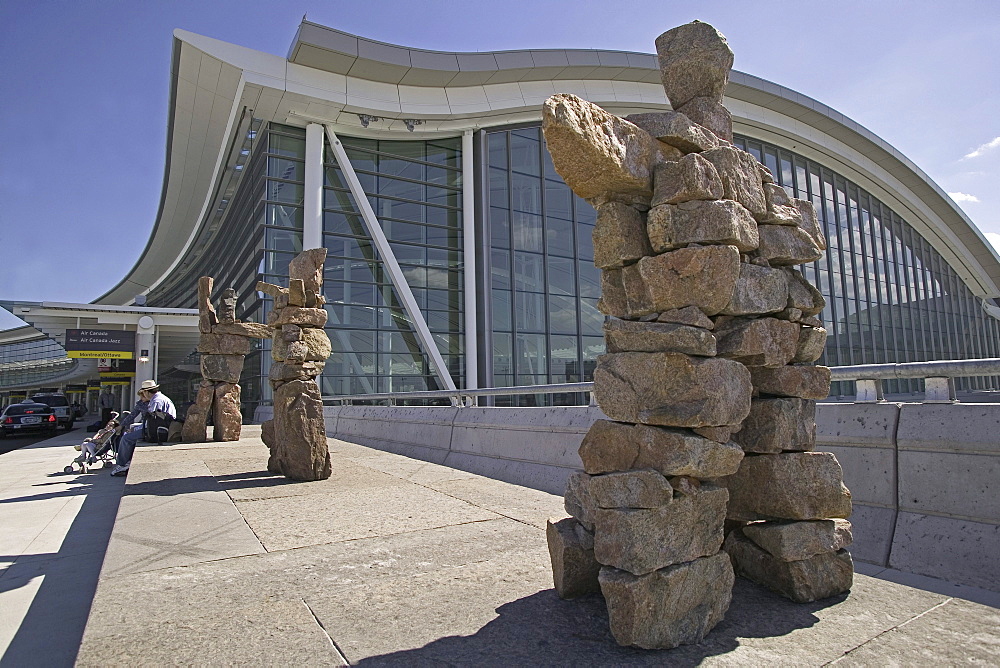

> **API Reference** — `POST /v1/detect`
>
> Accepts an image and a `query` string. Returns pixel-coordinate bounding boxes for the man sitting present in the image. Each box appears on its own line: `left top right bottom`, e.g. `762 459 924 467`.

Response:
110 379 176 477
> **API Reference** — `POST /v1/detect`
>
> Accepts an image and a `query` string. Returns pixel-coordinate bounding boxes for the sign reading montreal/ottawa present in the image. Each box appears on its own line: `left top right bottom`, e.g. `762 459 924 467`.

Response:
65 329 136 359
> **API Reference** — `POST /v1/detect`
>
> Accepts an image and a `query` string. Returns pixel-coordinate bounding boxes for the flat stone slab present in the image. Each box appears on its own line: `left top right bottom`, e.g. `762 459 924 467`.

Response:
70 428 1000 666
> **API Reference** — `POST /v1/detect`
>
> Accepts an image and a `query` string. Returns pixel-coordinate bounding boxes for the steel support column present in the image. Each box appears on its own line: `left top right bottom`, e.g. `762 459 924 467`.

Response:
462 129 477 391
303 123 325 251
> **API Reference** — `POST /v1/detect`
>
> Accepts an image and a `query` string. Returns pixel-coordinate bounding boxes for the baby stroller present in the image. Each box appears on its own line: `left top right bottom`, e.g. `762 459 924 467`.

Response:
64 413 120 474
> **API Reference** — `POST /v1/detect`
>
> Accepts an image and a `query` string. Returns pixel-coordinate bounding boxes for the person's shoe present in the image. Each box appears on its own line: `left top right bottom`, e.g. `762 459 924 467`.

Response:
110 464 130 477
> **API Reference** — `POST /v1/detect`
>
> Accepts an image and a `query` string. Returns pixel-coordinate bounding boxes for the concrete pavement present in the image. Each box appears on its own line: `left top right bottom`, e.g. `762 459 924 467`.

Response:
58 427 1000 665
0 425 125 667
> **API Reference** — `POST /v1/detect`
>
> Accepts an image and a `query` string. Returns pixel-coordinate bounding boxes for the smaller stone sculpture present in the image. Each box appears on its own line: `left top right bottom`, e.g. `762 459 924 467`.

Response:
183 279 271 442
257 248 333 481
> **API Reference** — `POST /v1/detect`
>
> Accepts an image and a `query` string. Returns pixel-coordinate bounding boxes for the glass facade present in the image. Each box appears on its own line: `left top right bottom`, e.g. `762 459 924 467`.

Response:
140 117 1000 412
484 126 603 405
733 135 1000 394
319 134 465 397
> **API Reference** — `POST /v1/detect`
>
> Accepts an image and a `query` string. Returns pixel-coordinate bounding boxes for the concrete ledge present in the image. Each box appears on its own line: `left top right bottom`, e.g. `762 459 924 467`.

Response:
322 405 602 494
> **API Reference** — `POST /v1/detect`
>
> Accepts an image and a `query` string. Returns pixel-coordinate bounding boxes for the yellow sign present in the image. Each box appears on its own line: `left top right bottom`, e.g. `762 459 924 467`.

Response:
68 351 134 359
101 380 132 386
100 372 136 379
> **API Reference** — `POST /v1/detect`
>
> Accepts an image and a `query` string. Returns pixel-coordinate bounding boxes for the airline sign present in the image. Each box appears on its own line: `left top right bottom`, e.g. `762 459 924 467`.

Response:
65 329 135 359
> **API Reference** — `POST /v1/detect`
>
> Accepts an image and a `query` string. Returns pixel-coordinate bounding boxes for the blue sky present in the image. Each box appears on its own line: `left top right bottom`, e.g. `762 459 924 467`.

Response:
1 0 998 331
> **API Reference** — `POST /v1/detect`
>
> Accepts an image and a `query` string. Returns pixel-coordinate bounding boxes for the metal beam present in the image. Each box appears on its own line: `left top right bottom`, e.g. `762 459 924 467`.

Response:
323 126 457 392
462 129 478 391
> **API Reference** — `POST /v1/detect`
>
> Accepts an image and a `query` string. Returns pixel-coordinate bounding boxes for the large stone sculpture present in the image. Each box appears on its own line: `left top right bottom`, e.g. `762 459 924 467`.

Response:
183 278 271 442
258 248 333 481
544 21 853 650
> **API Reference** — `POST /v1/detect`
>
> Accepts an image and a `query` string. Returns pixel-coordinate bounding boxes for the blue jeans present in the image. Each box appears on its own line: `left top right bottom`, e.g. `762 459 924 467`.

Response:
116 424 144 467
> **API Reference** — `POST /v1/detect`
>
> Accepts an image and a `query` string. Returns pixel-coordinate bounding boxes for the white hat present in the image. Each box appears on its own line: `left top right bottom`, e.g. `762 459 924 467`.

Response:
139 379 160 392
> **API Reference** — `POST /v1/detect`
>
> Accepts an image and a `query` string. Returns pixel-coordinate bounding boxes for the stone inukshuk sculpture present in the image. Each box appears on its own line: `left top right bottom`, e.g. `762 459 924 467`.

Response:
543 21 853 649
183 278 272 443
257 248 333 481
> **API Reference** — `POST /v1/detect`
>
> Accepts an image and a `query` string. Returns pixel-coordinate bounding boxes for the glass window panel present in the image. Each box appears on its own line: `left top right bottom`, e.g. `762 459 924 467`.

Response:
510 131 541 175
491 250 511 290
550 335 580 382
576 223 594 260
424 205 461 228
513 251 545 292
265 228 303 254
324 188 357 212
544 181 573 220
575 197 597 225
425 225 460 248
267 156 303 181
425 140 460 169
547 256 576 296
546 216 575 257
377 175 423 200
493 332 513 375
488 132 508 169
515 291 546 332
578 262 601 298
267 180 304 205
491 289 512 331
512 212 544 251
323 210 365 236
383 220 424 243
580 298 604 336
269 134 305 158
489 167 509 207
267 204 303 229
511 172 542 214
548 295 579 334
515 333 547 378
377 198 424 223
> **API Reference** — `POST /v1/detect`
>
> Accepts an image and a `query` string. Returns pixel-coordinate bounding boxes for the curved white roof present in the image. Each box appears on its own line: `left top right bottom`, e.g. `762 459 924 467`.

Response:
96 20 1000 305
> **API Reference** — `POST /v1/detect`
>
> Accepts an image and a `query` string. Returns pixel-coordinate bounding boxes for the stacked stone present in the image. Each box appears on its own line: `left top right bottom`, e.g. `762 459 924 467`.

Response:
183 278 271 443
257 248 333 481
542 21 853 649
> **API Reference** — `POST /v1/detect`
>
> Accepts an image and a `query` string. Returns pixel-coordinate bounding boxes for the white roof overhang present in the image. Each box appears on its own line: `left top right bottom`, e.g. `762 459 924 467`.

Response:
95 21 1000 306
0 302 199 382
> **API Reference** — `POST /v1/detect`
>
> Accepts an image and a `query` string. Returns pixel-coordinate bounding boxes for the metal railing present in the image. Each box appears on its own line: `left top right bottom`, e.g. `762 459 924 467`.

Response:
326 359 1000 407
328 382 596 407
829 358 1000 403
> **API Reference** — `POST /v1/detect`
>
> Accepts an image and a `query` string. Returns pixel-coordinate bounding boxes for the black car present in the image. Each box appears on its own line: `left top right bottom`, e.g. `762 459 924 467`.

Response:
30 393 75 430
1 402 59 437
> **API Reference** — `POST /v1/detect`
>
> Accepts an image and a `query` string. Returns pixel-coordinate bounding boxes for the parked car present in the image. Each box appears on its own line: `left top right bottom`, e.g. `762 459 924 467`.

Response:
0 401 58 437
30 393 75 430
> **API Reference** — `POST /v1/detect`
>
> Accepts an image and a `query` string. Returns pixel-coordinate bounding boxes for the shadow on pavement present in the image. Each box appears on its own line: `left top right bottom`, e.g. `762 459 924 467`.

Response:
0 472 123 667
354 578 837 666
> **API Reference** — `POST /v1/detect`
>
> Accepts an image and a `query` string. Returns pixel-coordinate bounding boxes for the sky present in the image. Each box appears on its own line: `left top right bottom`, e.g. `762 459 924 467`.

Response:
1 0 998 331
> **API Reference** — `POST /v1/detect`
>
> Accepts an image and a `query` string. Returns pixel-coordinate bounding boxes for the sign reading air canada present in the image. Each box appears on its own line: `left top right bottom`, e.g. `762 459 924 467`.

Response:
65 329 136 359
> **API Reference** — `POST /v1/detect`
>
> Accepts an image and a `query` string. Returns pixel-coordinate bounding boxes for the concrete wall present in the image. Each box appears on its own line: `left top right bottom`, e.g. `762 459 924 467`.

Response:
819 402 1000 592
254 401 1000 591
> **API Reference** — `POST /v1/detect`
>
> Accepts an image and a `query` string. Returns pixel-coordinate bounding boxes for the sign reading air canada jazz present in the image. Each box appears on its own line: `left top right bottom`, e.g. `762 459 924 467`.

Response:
65 329 136 359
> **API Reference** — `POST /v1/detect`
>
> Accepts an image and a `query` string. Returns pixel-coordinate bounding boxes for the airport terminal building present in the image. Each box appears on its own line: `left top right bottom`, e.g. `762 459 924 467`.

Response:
4 19 1000 412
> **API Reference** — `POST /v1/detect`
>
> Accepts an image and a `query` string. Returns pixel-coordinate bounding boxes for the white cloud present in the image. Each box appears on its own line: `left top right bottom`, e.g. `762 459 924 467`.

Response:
948 191 980 203
985 233 1000 254
964 136 1000 159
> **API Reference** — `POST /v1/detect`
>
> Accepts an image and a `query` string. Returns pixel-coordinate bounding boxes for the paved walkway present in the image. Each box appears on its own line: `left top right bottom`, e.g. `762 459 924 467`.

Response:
0 426 125 667
4 426 1000 665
